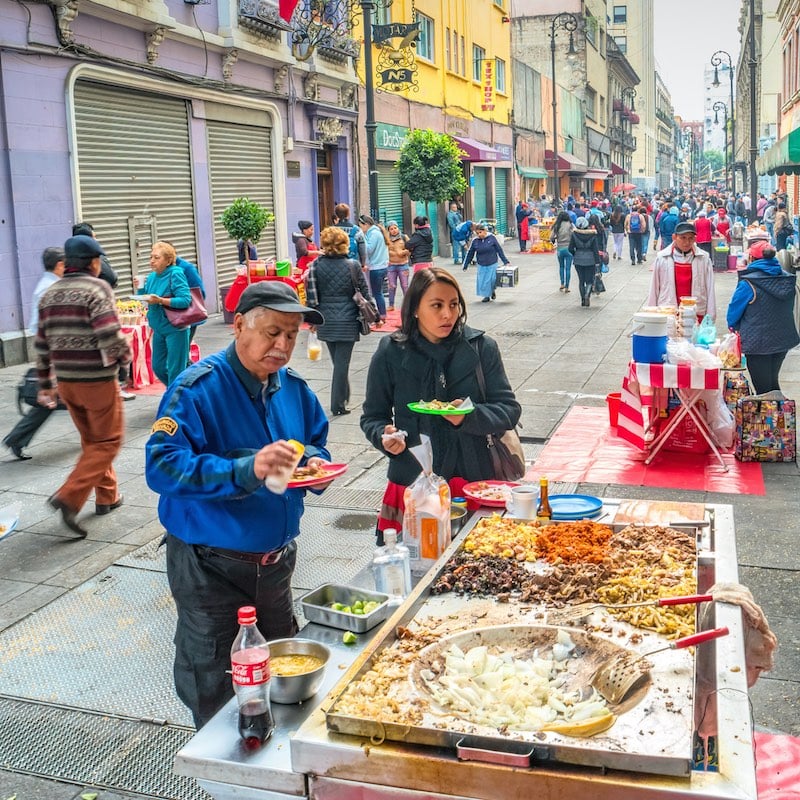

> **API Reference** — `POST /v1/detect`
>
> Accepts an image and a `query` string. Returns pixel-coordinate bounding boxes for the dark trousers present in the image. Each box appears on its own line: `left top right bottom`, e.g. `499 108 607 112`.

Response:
166 535 298 728
575 264 595 301
325 340 355 414
697 242 713 256
4 404 53 450
746 352 787 395
628 233 643 262
776 230 791 251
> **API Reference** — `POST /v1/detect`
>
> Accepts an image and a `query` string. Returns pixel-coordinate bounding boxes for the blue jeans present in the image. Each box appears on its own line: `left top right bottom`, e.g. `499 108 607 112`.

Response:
367 268 388 318
386 264 409 308
451 234 463 264
766 221 775 245
557 248 573 288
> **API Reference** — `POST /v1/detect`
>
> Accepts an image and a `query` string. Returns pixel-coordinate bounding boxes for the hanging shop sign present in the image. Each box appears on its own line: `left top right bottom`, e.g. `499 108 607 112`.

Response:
482 59 495 112
373 22 420 92
375 123 410 151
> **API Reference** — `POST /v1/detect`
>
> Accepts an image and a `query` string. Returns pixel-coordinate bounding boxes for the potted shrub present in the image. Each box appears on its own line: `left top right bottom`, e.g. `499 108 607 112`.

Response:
220 197 275 264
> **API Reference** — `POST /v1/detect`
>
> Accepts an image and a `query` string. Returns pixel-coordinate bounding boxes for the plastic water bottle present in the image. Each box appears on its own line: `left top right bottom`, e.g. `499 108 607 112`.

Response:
231 606 274 749
372 528 412 605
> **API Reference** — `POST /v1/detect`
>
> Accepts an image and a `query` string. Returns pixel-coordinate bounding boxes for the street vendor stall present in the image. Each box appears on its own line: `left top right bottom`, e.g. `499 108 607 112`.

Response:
174 500 756 800
531 218 555 253
224 260 307 317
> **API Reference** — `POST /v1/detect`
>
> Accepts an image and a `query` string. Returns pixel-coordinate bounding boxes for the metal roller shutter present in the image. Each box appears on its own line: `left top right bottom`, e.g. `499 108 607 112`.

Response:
473 167 488 222
73 81 196 294
207 121 275 291
494 168 509 235
376 162 404 230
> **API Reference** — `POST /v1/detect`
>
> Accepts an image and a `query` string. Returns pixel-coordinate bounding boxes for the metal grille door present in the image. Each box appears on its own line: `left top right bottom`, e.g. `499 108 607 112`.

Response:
473 166 488 222
495 168 509 234
207 121 276 290
377 162 404 230
73 81 196 294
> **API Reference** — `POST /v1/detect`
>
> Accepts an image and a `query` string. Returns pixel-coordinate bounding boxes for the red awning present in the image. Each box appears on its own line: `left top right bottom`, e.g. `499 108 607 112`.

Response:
611 162 625 176
544 150 587 173
453 136 502 162
584 169 611 180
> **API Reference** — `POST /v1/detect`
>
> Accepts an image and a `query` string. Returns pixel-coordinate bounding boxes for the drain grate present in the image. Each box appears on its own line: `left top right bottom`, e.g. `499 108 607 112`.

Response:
305 486 384 509
0 697 208 800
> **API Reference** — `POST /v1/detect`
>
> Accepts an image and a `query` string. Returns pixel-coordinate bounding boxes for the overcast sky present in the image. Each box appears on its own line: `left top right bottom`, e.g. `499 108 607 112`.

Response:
653 3 742 121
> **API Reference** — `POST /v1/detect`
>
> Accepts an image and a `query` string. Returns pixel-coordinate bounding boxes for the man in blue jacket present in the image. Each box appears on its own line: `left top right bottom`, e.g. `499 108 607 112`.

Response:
146 281 332 728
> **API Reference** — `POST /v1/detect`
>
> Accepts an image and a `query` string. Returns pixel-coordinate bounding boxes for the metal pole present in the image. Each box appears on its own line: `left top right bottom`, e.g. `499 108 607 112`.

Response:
361 0 379 219
730 65 736 195
748 0 759 223
550 22 559 207
724 111 729 190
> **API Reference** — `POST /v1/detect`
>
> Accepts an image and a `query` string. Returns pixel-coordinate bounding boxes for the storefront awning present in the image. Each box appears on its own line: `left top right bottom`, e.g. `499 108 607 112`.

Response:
584 169 611 180
517 166 549 179
544 150 587 174
756 128 800 175
611 162 625 176
453 136 502 162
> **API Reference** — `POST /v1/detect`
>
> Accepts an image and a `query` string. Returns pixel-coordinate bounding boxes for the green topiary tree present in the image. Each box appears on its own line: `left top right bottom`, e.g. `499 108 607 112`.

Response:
396 129 467 204
220 197 275 244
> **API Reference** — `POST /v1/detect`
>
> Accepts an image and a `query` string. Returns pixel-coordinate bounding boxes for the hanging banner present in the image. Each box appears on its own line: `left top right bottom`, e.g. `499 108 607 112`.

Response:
482 59 495 112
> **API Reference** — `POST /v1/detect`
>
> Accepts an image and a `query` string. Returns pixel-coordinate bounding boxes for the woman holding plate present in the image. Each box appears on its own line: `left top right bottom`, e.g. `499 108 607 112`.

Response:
360 266 521 542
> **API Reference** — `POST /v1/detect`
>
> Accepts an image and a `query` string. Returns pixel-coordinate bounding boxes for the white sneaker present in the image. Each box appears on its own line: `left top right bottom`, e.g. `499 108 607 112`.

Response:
120 390 136 401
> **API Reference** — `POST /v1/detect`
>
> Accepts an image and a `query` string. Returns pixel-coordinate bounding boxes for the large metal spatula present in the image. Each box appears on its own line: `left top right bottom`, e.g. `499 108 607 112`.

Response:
548 593 712 625
591 626 730 704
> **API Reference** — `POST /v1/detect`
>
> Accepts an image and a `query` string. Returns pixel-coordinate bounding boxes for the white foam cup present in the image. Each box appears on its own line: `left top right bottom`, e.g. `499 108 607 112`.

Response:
506 484 537 518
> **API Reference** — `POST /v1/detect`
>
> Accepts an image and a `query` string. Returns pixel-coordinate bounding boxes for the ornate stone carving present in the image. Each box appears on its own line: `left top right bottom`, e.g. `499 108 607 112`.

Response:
238 0 292 40
303 72 319 101
222 48 239 81
316 117 343 144
339 84 356 109
274 64 289 93
146 27 167 66
51 0 79 44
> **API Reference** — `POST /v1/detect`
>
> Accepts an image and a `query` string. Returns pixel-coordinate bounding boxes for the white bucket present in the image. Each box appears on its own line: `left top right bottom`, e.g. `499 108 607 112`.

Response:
631 312 669 338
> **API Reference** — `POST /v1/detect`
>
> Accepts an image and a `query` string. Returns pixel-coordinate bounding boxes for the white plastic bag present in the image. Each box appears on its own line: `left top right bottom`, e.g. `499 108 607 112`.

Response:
700 390 734 449
402 435 451 575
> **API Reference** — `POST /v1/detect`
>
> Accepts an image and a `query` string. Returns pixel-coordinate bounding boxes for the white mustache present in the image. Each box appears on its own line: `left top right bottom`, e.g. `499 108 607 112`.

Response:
267 351 288 361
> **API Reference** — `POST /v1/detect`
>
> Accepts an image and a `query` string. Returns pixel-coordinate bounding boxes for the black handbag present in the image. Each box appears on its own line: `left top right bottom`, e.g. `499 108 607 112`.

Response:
473 349 526 481
349 264 380 335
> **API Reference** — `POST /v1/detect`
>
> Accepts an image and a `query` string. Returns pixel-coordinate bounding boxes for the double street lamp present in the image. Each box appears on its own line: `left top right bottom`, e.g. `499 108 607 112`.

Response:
713 101 729 190
683 128 695 189
711 50 736 192
549 12 578 207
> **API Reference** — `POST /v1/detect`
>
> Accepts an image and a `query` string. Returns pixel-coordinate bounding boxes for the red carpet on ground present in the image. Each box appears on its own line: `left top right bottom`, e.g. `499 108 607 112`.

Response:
526 406 765 495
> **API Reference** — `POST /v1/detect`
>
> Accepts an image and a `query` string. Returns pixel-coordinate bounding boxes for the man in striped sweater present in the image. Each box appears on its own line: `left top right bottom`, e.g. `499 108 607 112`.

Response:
35 235 132 537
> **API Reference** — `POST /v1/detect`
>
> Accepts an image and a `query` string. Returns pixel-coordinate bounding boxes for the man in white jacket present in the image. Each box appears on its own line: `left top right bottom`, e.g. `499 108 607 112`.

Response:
647 221 717 320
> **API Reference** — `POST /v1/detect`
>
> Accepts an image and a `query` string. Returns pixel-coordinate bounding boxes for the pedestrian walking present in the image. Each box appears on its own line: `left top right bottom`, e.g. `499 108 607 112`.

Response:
625 206 646 264
550 211 574 292
406 215 435 273
358 214 390 323
447 202 464 264
3 246 66 460
609 206 626 261
385 220 410 311
774 203 793 251
514 201 531 253
568 217 600 307
145 280 330 728
37 235 132 537
694 210 716 257
462 222 510 302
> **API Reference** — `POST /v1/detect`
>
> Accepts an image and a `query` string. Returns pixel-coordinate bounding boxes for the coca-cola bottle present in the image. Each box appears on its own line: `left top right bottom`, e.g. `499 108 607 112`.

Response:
231 606 275 748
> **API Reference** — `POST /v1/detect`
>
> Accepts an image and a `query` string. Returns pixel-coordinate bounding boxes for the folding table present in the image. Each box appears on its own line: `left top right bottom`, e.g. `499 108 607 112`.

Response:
618 361 728 471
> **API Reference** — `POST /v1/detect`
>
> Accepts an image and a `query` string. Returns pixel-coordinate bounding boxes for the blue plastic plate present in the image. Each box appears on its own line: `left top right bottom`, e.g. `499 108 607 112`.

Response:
548 494 603 520
0 509 20 543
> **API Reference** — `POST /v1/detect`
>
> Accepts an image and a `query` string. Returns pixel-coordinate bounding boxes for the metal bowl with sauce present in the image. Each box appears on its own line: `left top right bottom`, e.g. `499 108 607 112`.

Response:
268 638 330 704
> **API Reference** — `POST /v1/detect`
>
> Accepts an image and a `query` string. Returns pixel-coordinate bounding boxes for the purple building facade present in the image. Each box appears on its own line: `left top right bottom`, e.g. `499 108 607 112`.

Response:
0 0 359 365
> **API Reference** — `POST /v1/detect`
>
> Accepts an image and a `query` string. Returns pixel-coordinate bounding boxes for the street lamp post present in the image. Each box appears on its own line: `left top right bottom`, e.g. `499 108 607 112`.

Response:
683 128 695 189
747 0 758 223
360 0 379 219
713 101 729 190
711 50 735 192
620 87 637 188
549 12 578 208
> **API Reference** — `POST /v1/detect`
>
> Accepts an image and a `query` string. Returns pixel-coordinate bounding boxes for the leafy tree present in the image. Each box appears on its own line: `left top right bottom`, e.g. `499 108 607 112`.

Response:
396 129 467 203
220 197 274 244
699 149 724 176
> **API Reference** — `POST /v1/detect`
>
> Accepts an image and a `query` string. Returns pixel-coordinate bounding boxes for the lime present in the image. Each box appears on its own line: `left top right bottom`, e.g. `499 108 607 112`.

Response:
342 631 357 645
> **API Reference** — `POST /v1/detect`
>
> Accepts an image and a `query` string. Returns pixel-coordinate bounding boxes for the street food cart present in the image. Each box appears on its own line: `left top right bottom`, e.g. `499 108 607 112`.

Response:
174 500 756 800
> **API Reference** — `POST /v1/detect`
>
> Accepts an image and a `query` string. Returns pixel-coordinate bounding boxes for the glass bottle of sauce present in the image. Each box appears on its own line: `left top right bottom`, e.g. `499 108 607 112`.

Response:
536 477 552 520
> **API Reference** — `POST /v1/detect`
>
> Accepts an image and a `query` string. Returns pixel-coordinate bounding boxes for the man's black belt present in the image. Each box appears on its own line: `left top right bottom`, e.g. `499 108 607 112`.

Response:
201 545 286 566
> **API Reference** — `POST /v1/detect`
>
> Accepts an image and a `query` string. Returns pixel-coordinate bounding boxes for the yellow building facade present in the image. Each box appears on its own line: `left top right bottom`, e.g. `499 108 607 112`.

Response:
353 0 514 252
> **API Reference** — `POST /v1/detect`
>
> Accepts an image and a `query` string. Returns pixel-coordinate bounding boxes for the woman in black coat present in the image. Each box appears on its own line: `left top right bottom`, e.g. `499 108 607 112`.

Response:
568 217 601 307
305 226 373 416
360 266 521 541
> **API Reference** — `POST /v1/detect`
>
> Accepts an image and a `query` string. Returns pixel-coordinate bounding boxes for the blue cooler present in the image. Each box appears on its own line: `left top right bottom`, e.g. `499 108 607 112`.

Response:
631 312 668 363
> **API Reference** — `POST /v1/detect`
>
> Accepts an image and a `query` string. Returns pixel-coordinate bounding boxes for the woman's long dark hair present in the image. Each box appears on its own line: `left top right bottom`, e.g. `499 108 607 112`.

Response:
554 211 571 228
392 267 467 342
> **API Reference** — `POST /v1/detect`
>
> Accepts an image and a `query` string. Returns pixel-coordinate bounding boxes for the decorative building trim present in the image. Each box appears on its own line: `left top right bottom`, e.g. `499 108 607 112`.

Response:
238 0 292 40
339 84 356 110
303 72 319 101
316 116 344 144
50 0 79 45
146 27 167 66
273 64 289 93
222 48 239 81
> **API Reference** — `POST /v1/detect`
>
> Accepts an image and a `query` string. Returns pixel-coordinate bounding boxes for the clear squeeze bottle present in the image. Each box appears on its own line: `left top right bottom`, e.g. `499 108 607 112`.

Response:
265 439 304 494
231 606 275 749
372 528 412 605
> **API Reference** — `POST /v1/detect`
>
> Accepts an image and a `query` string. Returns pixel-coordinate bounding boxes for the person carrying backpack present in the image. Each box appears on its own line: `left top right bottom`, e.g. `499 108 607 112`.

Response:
625 207 645 264
333 202 366 267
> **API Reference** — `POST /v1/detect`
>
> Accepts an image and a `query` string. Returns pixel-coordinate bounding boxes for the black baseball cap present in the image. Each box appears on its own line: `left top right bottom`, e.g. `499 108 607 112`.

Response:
64 235 105 259
235 281 324 325
674 221 696 236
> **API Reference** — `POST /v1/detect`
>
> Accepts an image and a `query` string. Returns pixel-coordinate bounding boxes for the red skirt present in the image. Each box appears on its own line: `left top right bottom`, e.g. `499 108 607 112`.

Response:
377 476 472 533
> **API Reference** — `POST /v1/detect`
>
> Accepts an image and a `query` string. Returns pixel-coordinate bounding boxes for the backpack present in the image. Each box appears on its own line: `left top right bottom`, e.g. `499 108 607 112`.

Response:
347 226 359 261
628 213 642 233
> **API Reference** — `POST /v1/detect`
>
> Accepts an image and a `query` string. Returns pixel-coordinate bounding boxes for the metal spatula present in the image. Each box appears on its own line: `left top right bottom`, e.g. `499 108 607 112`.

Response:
548 593 712 626
591 626 730 704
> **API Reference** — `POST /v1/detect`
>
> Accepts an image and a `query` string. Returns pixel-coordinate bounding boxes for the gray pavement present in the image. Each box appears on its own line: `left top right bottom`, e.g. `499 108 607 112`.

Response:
0 252 798 798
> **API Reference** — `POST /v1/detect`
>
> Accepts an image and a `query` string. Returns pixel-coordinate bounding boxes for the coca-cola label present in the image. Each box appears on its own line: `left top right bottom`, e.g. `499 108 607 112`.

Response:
231 653 271 686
